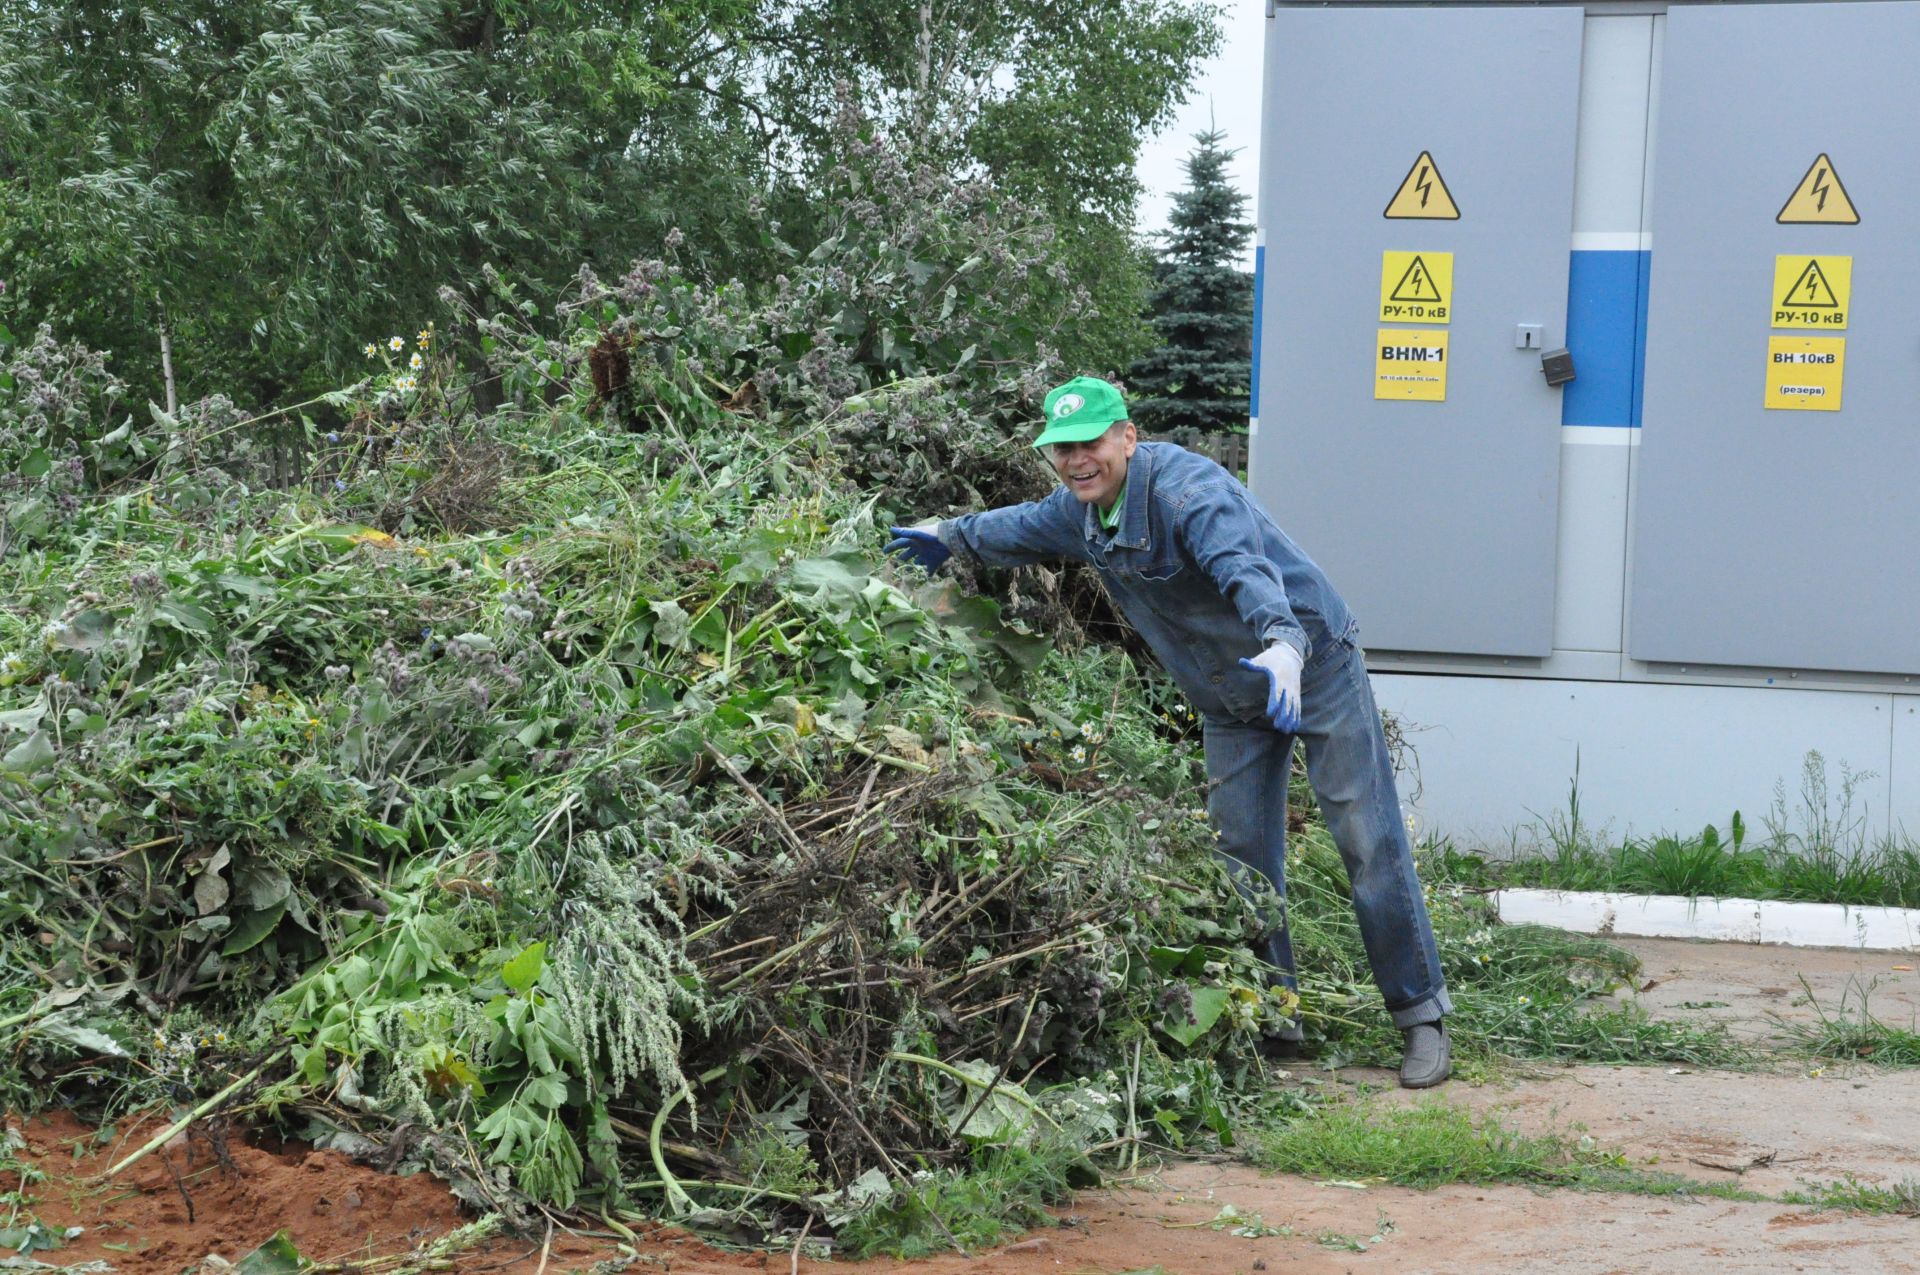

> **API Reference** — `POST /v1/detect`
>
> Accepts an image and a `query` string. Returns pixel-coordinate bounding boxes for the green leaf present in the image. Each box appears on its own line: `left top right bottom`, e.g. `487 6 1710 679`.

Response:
0 1224 65 1254
501 941 547 993
650 600 692 651
33 1016 129 1059
940 1059 1036 1146
154 598 214 634
296 1043 328 1087
223 901 288 955
785 554 869 600
917 584 1049 673
1146 944 1228 977
523 1072 569 1109
18 449 51 479
1 730 55 776
214 572 276 600
194 847 232 916
361 821 409 849
1147 945 1197 976
0 704 46 734
235 861 293 909
52 610 114 651
1158 985 1232 1048
476 1100 529 1160
233 1229 308 1274
181 915 230 940
689 606 728 651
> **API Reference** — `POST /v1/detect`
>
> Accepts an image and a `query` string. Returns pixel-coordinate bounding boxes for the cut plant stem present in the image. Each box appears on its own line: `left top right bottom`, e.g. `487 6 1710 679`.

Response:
716 921 837 992
886 1051 1062 1131
99 1050 286 1181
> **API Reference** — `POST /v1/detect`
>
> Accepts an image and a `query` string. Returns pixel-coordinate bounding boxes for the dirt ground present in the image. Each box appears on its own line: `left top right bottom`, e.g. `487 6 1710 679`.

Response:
14 937 1920 1275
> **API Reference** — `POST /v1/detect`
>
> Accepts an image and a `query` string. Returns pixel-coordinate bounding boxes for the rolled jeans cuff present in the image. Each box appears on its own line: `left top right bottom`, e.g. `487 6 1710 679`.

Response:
1388 988 1452 1029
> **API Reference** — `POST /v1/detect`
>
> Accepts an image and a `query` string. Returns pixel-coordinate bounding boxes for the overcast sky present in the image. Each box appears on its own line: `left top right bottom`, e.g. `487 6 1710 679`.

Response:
1132 1 1265 270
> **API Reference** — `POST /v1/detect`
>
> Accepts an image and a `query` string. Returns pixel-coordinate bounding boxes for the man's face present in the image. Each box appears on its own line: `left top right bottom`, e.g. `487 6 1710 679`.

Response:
1048 421 1137 508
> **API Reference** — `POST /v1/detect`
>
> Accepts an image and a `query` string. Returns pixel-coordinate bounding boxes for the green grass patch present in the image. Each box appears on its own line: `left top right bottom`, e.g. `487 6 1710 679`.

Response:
1782 1175 1920 1216
1250 1097 1766 1203
833 1141 1088 1259
1779 977 1920 1066
1252 1098 1576 1188
1459 753 1920 909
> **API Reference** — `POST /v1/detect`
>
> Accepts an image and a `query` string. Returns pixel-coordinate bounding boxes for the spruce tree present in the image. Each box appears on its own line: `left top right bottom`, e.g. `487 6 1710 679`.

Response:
1128 129 1254 434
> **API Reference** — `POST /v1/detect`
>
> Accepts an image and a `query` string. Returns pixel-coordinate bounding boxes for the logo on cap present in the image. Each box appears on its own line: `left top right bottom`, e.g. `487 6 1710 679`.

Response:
1052 393 1085 418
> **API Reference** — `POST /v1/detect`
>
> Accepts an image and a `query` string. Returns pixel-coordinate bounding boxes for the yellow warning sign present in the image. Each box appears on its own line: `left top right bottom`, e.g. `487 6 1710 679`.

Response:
1764 336 1844 412
1379 251 1453 323
1777 154 1859 224
1383 152 1460 220
1376 329 1449 401
1772 255 1851 329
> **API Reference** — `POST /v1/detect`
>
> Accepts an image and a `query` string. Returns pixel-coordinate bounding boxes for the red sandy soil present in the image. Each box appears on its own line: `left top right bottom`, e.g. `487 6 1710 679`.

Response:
11 937 1920 1275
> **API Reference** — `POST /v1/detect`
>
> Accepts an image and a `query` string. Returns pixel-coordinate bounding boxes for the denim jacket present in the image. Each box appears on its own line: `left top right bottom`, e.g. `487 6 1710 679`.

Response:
938 442 1357 723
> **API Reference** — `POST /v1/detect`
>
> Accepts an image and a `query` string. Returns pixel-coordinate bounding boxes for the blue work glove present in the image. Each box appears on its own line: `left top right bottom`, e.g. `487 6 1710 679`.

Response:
1239 643 1304 733
884 525 951 574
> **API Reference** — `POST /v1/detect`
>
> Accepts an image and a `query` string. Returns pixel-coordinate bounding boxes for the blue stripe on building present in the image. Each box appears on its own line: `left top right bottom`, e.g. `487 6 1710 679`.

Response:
1561 249 1650 428
1250 243 1265 420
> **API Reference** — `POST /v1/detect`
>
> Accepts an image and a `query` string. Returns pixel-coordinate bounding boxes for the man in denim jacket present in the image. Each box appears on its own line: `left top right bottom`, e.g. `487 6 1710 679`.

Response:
886 376 1452 1087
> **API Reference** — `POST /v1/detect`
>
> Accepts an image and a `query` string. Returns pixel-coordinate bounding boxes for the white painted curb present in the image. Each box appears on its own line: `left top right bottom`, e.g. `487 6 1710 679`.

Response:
1493 888 1920 953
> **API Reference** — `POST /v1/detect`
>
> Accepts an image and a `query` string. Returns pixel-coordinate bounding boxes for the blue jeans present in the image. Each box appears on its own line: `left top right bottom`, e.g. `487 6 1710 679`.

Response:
1203 636 1451 1030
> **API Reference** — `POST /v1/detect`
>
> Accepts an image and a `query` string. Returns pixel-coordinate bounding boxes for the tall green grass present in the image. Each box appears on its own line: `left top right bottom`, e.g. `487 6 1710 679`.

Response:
1469 753 1920 908
1251 1098 1764 1201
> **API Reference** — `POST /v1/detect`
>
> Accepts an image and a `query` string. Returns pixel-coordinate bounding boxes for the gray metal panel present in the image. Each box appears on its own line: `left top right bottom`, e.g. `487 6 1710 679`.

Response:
1373 673 1899 847
1254 6 1582 657
1630 1 1920 676
1897 696 1920 837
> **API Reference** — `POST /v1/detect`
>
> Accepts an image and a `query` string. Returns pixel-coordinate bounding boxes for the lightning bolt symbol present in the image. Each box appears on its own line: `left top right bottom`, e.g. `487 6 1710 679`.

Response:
1415 164 1433 209
1811 166 1831 213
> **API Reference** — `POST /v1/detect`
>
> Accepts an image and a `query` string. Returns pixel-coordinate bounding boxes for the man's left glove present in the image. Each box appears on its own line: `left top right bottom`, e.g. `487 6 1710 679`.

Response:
1239 643 1304 733
884 525 951 574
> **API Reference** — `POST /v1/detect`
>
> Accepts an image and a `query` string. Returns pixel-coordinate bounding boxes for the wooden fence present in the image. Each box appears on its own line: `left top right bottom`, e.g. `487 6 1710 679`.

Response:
1152 427 1249 476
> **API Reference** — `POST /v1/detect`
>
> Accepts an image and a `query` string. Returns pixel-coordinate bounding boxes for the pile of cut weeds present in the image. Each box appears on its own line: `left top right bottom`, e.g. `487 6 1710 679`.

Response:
0 187 1738 1257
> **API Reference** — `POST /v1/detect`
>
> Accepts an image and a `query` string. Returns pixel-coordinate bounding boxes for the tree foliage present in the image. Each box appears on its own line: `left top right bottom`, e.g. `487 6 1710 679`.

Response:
1128 128 1253 434
719 1 1224 375
0 0 753 404
0 0 1219 412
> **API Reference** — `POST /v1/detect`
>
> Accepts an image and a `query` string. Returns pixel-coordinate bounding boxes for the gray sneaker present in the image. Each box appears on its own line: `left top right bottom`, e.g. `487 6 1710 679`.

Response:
1257 1019 1307 1062
1398 1020 1451 1089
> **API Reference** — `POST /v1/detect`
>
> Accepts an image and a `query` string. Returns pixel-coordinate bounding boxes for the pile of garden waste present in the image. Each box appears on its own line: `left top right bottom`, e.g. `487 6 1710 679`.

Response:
0 126 1685 1256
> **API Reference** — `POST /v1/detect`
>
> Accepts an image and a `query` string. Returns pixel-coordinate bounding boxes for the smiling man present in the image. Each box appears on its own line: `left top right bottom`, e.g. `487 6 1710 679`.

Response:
884 375 1452 1087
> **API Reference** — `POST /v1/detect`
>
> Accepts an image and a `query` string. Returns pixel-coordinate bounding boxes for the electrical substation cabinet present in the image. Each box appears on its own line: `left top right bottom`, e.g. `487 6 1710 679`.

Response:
1256 0 1920 681
1629 2 1920 678
1254 5 1583 660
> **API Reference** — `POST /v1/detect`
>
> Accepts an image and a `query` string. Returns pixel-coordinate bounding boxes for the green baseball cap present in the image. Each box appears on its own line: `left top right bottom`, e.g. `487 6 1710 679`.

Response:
1034 376 1129 449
